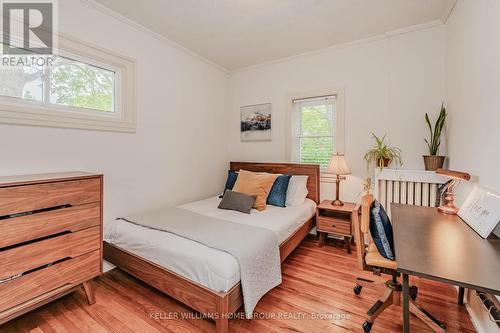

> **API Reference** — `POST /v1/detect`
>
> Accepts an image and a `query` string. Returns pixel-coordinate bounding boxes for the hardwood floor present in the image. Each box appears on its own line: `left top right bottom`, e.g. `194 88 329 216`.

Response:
1 238 476 333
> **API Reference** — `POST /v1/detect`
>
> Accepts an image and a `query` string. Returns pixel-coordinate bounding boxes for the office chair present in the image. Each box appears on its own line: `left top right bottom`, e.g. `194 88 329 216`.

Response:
352 194 446 332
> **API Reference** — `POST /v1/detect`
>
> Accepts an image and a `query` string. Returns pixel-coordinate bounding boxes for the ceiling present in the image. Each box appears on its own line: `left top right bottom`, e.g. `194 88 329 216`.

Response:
92 0 452 71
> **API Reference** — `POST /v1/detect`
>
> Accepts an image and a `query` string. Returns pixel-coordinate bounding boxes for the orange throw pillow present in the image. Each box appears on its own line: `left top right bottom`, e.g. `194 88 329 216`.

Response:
232 170 279 211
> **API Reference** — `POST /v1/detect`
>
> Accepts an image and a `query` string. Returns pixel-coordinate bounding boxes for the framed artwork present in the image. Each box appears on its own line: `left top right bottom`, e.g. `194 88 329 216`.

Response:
458 186 500 238
240 103 271 142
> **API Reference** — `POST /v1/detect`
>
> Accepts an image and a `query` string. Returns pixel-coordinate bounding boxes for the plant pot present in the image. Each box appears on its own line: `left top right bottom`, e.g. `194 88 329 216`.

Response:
376 158 391 168
423 155 445 171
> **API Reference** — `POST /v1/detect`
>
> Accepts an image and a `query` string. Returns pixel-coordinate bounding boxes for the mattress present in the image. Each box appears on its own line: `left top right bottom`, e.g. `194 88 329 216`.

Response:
105 196 316 292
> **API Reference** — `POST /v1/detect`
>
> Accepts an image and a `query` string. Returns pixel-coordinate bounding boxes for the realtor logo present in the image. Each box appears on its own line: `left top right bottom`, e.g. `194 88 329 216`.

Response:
2 1 55 54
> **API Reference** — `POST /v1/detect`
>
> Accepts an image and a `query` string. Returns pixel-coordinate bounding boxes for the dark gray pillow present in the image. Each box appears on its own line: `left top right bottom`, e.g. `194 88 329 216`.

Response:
218 190 256 214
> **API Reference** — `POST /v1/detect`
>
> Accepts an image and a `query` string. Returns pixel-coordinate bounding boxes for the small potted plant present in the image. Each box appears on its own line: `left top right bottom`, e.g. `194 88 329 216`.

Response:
423 104 447 171
364 133 403 170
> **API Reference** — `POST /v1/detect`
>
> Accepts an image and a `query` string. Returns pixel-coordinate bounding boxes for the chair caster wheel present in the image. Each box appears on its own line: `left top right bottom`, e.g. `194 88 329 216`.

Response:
410 286 418 301
353 284 363 295
362 321 372 332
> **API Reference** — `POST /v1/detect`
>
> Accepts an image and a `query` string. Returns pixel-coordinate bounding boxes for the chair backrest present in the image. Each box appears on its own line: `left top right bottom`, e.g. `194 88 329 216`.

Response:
353 194 374 270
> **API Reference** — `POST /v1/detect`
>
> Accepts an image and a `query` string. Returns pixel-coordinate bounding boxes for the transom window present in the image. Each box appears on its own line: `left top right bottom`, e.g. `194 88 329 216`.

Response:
0 34 135 132
0 45 116 113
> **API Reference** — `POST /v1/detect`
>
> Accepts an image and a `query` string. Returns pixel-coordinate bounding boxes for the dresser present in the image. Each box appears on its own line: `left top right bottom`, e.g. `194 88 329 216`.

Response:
0 172 103 324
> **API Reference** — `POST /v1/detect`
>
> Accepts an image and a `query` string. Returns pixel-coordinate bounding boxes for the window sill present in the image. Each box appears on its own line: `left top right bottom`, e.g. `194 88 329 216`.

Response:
0 102 136 132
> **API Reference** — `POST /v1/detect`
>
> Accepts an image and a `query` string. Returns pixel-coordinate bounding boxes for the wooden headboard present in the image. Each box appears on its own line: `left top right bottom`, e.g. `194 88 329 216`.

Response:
229 162 320 204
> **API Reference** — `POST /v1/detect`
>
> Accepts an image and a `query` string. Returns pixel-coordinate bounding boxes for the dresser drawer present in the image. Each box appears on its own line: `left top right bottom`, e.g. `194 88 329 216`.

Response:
0 227 100 280
0 202 100 249
0 250 100 313
317 216 351 235
0 178 101 216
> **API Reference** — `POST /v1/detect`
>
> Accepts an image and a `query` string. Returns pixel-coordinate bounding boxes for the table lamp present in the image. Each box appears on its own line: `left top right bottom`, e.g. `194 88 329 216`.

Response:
435 168 471 215
326 154 351 206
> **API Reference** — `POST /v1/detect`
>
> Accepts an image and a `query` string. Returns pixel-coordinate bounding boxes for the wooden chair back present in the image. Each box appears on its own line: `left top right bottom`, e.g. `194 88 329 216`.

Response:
353 194 374 271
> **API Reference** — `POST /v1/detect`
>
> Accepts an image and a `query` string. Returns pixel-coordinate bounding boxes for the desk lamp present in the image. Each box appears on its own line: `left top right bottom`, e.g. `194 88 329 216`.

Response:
435 168 471 215
326 154 351 206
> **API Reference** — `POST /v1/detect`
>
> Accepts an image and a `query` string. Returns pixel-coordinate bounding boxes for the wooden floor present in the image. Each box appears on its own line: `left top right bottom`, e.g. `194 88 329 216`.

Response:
1 238 476 333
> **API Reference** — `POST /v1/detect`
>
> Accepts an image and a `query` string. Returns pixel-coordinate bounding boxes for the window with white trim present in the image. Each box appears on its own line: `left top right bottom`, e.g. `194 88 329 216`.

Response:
292 95 337 168
0 35 135 132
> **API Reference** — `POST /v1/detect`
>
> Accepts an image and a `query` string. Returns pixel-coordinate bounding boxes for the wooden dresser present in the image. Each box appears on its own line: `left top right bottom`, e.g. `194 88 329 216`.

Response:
0 172 103 324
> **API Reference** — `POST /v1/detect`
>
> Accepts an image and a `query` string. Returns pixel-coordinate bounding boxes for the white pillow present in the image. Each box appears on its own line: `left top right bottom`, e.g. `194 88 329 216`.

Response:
285 175 309 206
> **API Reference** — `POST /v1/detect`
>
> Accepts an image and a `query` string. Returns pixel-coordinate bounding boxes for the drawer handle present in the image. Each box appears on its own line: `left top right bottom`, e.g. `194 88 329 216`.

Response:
331 224 336 228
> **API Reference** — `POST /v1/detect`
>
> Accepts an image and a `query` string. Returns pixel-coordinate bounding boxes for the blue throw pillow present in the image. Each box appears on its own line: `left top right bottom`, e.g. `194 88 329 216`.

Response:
369 200 395 260
267 174 292 207
219 170 238 198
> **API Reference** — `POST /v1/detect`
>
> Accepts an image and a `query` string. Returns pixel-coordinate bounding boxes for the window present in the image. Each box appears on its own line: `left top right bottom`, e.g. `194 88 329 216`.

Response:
0 47 115 112
289 91 344 169
0 34 135 132
49 56 115 112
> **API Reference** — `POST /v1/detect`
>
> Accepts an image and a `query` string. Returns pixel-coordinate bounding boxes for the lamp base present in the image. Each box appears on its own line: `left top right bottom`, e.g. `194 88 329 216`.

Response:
438 204 459 215
438 188 459 215
332 175 346 206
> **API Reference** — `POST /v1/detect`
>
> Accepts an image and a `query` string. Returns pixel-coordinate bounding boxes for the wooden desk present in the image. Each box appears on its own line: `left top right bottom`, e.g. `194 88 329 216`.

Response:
392 204 500 333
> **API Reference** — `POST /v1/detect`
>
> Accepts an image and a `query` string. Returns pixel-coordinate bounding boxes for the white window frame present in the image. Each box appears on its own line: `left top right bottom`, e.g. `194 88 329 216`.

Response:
286 88 345 171
0 33 136 132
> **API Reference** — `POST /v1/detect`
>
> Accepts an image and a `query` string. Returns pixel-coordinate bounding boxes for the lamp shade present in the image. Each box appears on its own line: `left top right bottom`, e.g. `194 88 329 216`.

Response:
326 154 351 175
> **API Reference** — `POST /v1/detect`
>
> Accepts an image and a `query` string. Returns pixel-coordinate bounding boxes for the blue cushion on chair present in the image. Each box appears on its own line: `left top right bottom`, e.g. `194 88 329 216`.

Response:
369 200 395 260
266 174 292 207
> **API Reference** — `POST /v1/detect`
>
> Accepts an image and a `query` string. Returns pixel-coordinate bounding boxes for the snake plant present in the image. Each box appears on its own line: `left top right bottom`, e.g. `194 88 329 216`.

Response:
425 104 447 156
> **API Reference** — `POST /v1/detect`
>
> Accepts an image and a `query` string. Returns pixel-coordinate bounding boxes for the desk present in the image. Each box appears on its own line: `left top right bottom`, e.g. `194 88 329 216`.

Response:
392 204 500 333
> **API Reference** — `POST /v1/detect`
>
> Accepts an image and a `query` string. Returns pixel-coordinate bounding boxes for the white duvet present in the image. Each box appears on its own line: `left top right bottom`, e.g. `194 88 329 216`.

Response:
105 196 316 292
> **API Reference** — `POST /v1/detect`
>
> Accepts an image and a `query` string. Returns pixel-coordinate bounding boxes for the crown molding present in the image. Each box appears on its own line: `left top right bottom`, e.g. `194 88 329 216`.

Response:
79 0 451 75
384 20 443 37
232 34 386 74
441 0 458 24
79 0 231 75
233 20 444 74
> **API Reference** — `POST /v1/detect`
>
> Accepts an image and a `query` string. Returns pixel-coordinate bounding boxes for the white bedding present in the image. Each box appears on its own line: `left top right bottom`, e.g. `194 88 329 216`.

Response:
105 196 316 292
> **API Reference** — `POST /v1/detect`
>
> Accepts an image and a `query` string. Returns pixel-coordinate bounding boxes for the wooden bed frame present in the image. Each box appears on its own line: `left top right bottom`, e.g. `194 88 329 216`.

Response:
103 162 320 333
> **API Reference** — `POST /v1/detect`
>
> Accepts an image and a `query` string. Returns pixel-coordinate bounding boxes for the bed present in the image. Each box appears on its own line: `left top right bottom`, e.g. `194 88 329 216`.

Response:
103 162 320 333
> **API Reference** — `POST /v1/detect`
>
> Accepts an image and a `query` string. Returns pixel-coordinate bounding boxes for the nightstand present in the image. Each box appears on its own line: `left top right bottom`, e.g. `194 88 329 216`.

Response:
316 200 360 253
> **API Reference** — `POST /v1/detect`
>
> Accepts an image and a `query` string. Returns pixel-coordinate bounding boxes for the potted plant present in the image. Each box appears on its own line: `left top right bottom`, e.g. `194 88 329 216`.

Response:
364 133 403 170
423 104 447 171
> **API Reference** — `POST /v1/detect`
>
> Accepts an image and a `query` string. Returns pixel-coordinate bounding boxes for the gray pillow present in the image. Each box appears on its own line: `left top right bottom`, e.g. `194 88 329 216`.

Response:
218 190 256 214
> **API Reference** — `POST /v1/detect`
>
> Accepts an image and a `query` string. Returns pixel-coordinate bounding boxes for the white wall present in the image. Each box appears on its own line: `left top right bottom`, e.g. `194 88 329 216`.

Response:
446 0 500 235
0 0 230 223
445 2 500 331
446 0 500 192
229 26 445 202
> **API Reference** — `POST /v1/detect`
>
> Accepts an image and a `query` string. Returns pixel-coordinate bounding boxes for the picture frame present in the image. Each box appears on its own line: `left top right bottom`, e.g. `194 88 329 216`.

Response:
458 186 500 238
240 103 271 142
